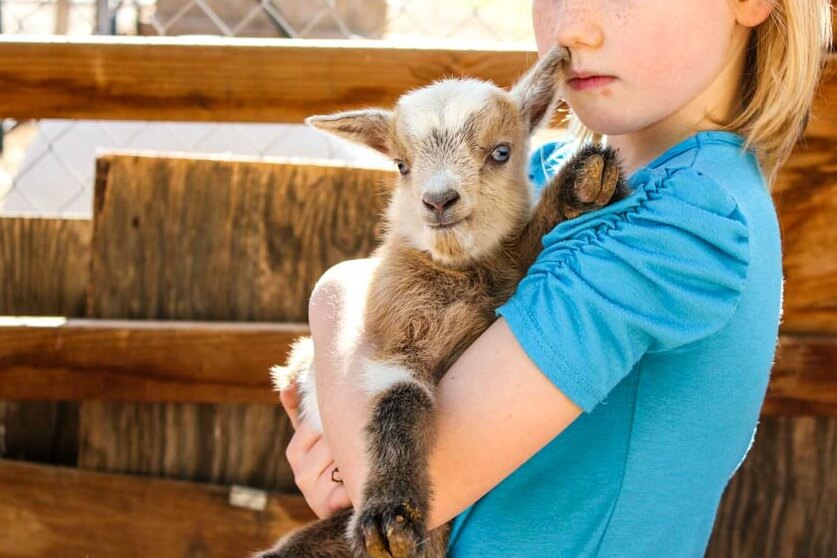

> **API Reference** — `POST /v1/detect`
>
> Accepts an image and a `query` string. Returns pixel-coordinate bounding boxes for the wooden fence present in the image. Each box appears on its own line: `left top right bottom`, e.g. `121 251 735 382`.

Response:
0 37 835 557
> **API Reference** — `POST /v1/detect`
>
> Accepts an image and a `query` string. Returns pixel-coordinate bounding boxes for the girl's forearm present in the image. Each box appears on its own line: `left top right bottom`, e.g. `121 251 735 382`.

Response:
310 262 581 532
314 313 581 532
311 316 372 507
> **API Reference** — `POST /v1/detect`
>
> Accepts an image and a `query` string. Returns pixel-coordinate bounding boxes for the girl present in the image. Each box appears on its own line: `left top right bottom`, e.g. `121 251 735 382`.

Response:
281 1 832 556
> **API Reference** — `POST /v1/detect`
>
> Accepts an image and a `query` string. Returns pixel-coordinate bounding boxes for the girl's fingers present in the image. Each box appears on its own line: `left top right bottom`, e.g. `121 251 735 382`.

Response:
279 385 301 430
295 436 336 489
325 483 353 515
284 419 321 466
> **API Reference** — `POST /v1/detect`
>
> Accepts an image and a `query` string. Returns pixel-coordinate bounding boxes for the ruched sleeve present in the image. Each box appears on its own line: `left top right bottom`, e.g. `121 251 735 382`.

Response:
498 166 751 412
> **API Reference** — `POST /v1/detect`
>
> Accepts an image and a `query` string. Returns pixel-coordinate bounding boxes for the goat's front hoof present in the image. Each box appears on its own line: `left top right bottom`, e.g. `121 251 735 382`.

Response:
355 500 426 558
562 146 625 219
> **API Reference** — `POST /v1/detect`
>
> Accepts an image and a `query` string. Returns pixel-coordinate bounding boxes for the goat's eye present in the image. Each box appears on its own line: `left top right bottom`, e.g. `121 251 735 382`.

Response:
395 160 410 175
489 144 511 163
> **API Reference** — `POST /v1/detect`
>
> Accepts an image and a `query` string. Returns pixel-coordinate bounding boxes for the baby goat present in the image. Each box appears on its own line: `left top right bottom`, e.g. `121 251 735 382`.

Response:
259 46 629 558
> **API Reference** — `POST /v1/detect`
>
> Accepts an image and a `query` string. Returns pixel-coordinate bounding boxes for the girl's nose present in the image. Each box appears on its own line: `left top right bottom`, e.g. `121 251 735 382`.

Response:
553 1 604 50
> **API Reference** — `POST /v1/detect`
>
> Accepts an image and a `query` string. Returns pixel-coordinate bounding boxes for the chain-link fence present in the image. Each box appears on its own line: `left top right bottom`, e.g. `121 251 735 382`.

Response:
0 0 536 216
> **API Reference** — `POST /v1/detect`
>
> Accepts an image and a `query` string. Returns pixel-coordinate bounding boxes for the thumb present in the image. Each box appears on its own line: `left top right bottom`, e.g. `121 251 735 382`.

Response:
280 384 301 430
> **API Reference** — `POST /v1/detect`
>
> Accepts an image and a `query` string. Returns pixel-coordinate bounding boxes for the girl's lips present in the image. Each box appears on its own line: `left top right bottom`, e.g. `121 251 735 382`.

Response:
567 75 616 91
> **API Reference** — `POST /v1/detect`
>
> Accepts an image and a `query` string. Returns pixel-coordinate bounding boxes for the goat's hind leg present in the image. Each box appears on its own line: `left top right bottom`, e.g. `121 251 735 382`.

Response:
351 369 438 558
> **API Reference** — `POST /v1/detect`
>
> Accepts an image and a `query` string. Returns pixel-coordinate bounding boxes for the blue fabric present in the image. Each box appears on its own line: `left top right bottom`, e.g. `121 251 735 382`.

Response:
446 131 783 557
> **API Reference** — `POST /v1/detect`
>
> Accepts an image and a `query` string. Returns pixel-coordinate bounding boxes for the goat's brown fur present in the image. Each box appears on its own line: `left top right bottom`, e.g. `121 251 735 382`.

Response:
258 47 630 558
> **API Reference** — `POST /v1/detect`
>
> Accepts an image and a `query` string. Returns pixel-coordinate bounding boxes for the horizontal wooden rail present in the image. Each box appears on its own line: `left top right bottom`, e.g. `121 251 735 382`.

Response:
0 318 834 415
0 459 314 557
0 36 832 132
0 317 307 404
0 36 539 123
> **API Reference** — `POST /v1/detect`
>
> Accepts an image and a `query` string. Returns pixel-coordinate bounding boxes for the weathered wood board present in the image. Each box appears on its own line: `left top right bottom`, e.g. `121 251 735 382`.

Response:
77 154 392 489
0 217 91 316
707 416 836 558
88 153 392 321
0 318 832 415
0 319 306 405
0 38 831 129
0 37 541 123
0 459 315 557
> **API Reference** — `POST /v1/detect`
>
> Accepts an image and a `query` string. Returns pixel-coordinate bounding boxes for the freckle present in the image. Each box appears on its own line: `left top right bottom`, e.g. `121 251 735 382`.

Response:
602 88 613 97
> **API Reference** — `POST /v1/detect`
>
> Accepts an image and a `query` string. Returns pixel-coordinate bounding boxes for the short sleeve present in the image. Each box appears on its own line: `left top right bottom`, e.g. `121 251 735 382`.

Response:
497 167 751 413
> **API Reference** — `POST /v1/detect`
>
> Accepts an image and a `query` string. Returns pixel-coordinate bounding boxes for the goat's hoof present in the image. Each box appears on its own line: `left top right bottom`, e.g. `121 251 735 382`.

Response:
562 146 624 219
356 500 425 558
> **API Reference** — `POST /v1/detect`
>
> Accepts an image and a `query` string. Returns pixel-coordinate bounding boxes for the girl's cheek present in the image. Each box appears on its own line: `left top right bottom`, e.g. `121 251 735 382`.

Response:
532 0 558 56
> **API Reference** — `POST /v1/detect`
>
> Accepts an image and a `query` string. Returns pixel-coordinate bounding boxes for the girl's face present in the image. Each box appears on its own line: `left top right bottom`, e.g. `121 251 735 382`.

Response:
533 0 742 135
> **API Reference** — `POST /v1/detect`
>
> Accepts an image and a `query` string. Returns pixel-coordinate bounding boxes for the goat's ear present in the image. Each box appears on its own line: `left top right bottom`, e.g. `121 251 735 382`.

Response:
305 109 394 157
511 46 569 133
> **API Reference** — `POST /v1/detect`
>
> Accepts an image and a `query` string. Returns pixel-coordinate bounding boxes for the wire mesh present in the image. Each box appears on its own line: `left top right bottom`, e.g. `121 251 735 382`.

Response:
0 0 536 216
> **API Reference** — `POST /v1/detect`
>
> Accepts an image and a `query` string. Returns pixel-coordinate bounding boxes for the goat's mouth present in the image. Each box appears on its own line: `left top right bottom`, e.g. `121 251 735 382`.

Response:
427 215 468 230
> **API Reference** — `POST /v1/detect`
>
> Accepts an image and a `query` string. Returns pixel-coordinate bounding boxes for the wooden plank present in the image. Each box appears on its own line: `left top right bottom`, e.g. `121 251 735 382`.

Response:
0 459 315 557
88 153 391 321
707 416 837 557
762 335 837 416
0 37 832 134
78 402 298 493
0 36 540 123
0 216 91 317
774 58 837 334
79 153 391 489
0 318 833 415
0 318 306 405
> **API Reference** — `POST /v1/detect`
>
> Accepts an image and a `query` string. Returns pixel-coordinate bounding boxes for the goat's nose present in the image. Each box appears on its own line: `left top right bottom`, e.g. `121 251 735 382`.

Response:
422 190 460 214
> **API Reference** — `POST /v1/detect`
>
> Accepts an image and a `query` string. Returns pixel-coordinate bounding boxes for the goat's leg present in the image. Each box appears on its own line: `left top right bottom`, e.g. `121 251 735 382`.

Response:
514 144 629 270
351 379 439 558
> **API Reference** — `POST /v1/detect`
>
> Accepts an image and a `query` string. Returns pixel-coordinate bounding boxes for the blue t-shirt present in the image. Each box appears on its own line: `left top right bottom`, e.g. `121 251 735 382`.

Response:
446 131 782 557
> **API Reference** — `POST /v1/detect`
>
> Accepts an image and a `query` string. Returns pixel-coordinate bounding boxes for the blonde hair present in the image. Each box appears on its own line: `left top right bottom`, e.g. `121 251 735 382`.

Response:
568 0 833 188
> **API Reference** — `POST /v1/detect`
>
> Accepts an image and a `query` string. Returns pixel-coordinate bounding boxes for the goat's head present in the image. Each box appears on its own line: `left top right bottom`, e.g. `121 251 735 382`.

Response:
307 47 568 268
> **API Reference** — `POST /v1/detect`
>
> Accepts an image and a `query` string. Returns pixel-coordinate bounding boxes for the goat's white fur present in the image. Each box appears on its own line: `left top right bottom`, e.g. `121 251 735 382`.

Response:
361 359 431 397
397 78 494 140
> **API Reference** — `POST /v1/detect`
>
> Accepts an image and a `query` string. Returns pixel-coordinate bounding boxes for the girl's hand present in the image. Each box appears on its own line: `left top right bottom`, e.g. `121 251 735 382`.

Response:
280 384 353 519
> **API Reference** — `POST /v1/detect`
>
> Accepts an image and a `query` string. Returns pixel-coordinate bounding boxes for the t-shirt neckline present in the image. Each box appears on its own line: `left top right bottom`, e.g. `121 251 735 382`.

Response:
625 130 745 183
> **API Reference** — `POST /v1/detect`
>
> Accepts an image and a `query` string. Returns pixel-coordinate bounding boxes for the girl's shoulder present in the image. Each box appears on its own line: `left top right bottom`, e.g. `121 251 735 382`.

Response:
529 131 769 241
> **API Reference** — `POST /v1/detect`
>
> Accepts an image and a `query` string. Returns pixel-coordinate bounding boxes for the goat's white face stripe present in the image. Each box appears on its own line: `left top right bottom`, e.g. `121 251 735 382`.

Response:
423 169 460 197
398 79 493 140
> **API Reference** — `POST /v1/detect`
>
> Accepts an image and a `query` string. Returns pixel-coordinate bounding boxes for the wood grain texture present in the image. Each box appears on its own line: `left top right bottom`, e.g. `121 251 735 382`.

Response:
0 319 307 404
0 217 91 317
774 60 837 334
0 36 540 123
89 153 392 321
0 217 88 467
707 416 837 558
762 335 837 416
0 319 833 415
78 402 297 492
80 153 391 488
0 459 315 557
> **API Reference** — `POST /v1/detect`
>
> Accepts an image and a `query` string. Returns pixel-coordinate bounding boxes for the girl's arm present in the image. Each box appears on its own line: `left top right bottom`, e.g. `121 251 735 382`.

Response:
311 258 582 531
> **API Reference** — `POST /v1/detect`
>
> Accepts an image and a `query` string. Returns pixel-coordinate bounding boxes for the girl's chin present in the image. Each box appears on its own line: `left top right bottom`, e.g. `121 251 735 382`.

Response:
573 114 640 137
